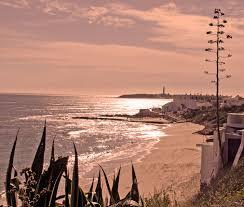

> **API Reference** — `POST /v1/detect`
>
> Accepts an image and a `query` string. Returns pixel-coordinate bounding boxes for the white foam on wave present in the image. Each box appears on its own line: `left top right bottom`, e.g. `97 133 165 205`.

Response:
67 125 169 178
19 114 52 121
68 129 87 136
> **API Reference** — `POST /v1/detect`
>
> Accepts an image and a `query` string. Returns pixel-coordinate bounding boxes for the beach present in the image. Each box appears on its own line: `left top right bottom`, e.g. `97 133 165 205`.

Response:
117 122 204 201
119 122 204 201
80 122 204 202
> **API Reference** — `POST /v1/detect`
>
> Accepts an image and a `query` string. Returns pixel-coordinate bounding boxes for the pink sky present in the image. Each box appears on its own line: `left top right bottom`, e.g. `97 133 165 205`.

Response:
0 0 243 96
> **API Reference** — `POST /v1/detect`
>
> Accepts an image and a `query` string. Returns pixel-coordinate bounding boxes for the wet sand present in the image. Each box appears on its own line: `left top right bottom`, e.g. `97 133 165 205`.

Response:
117 122 204 201
80 122 204 202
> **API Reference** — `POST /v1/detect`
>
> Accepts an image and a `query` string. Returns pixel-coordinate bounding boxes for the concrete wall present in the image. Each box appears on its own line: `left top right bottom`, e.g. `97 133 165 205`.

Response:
227 113 244 129
200 130 225 185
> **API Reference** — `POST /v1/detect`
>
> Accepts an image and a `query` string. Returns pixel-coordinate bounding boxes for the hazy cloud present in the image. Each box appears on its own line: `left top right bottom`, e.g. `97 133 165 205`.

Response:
0 0 244 95
0 0 29 8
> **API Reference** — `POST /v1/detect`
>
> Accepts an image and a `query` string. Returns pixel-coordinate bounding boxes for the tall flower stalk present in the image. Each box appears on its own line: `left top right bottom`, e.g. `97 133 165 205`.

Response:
205 8 232 165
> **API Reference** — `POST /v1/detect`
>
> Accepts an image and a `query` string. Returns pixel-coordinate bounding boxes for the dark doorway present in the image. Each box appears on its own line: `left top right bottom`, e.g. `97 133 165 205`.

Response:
228 139 241 163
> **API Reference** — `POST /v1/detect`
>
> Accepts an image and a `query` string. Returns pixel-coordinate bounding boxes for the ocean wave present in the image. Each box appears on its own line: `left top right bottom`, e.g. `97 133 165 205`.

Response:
67 127 168 178
19 115 53 121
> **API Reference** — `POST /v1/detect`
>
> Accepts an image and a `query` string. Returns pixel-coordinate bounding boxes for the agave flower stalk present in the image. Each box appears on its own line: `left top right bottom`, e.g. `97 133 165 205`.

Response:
204 8 232 165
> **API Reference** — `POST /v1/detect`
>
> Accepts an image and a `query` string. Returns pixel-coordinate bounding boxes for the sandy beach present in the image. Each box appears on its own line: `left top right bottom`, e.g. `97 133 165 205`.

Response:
80 122 204 202
119 122 204 200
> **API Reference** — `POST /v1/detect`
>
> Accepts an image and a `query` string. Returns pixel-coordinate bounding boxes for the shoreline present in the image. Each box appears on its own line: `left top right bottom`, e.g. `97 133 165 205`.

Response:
0 123 204 205
79 122 204 202
119 122 204 201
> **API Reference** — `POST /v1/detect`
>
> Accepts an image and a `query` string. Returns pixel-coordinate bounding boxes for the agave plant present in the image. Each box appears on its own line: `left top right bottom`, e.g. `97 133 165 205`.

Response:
3 124 142 207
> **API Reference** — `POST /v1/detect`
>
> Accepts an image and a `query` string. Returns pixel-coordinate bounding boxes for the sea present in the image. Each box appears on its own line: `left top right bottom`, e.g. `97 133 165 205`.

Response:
0 93 170 192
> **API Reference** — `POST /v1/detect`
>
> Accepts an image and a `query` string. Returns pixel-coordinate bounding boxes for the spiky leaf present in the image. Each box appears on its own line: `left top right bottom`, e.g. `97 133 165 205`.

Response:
78 187 87 207
5 130 19 207
71 143 79 207
130 164 139 202
99 165 114 204
87 176 94 201
95 171 103 207
50 139 55 165
47 157 68 207
111 167 121 203
31 122 46 181
49 170 63 207
64 170 70 207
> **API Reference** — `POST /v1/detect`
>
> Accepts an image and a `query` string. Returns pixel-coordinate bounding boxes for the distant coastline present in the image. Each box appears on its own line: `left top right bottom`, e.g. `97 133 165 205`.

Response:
118 93 229 100
118 93 171 99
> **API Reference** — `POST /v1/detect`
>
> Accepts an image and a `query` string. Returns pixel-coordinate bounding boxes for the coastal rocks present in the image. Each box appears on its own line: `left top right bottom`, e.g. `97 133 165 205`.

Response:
134 109 162 118
195 125 216 135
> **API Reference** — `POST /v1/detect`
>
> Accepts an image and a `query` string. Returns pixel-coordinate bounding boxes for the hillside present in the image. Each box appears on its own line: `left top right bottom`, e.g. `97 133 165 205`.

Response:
188 158 244 207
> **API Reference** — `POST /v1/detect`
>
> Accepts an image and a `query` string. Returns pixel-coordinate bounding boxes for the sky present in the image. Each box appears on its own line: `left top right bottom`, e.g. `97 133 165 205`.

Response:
0 0 244 96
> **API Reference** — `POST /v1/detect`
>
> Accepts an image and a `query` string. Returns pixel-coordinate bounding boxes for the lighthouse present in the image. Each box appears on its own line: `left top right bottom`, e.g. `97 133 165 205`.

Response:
163 85 166 95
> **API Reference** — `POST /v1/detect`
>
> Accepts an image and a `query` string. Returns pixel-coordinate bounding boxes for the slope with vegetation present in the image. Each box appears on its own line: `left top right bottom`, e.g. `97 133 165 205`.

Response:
189 158 244 207
181 104 244 135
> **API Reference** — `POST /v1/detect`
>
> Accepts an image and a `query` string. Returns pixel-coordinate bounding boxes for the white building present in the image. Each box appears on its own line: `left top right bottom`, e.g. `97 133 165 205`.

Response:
198 113 244 186
162 98 198 113
221 95 244 108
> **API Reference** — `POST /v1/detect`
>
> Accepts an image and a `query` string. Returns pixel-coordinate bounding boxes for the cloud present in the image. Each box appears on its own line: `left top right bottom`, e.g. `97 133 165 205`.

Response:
0 1 244 95
1 0 244 52
81 5 135 28
0 0 29 8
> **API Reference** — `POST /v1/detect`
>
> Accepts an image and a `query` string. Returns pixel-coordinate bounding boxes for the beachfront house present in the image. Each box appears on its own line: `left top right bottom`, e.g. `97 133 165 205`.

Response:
161 98 198 113
198 113 244 187
221 95 244 108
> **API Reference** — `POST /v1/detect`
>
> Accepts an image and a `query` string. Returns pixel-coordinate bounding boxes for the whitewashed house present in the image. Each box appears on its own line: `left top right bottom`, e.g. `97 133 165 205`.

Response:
161 98 198 113
198 113 244 186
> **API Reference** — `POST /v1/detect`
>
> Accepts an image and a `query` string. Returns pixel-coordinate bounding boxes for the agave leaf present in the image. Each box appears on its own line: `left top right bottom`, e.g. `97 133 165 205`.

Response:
49 171 63 207
50 138 55 165
64 170 70 207
95 171 103 207
49 156 69 190
78 187 87 207
87 176 94 201
10 190 17 207
130 164 139 203
34 154 68 207
31 121 46 181
45 156 68 206
13 166 18 177
5 129 19 207
111 167 121 203
71 143 79 207
98 165 114 204
35 169 51 196
35 155 68 206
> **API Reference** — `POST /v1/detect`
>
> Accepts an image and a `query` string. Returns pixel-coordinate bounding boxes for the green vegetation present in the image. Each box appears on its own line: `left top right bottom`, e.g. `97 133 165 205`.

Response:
182 104 244 135
2 123 143 207
144 190 173 207
189 158 244 207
